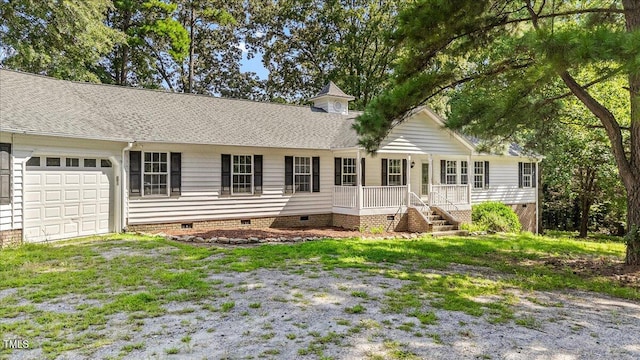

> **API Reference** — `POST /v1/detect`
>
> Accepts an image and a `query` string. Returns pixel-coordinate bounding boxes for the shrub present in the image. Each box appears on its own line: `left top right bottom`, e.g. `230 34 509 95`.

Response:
472 202 521 233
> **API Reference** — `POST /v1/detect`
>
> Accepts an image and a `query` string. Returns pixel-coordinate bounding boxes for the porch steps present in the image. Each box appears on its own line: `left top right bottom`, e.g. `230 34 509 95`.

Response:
430 230 470 237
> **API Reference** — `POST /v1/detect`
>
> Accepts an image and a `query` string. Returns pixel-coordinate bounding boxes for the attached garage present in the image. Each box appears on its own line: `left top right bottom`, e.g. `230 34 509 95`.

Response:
23 156 114 242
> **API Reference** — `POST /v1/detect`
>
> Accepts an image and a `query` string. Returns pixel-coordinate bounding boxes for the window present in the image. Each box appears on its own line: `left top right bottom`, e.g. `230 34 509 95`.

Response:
66 158 79 167
342 158 357 186
101 159 112 168
46 157 61 167
461 161 468 185
294 157 311 192
522 162 533 187
84 159 96 167
143 152 168 196
474 161 485 189
0 143 10 205
26 157 40 167
232 155 252 194
445 161 457 184
387 159 402 186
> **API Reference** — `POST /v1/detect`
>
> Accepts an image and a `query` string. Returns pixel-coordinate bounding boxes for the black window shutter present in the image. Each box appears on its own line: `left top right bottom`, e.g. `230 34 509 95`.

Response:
254 155 263 194
402 159 407 186
129 151 142 196
440 160 446 184
360 158 366 186
312 157 320 192
484 161 490 188
532 162 537 188
381 158 388 186
518 162 523 188
221 154 231 195
284 156 293 193
334 157 342 185
170 152 181 196
0 143 11 205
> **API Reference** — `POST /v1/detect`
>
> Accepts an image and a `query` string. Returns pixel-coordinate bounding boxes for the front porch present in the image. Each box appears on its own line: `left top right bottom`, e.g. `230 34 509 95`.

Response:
331 151 472 217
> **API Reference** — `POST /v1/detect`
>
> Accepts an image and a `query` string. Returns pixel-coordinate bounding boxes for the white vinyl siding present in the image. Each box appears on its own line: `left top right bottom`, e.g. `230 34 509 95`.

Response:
379 112 472 155
471 158 536 204
127 145 333 225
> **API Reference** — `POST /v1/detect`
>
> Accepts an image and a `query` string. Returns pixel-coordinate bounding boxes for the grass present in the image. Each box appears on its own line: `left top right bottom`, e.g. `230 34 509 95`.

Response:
0 231 635 359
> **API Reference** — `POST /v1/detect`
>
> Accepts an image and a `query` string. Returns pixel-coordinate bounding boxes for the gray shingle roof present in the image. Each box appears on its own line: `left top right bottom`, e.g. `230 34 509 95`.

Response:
310 81 355 100
0 69 360 150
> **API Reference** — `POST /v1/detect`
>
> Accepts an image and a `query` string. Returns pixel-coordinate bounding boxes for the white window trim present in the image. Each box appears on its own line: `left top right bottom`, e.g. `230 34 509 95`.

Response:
294 156 312 193
388 159 402 186
473 161 485 189
231 154 254 196
445 160 457 185
342 158 357 186
522 162 533 188
142 151 170 197
460 161 468 185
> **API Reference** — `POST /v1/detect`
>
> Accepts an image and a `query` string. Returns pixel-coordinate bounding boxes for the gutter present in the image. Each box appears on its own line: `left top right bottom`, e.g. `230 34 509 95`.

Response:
120 142 134 232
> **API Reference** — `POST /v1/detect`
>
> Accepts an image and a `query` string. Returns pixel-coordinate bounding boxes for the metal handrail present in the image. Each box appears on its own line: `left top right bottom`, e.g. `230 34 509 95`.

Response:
408 192 432 224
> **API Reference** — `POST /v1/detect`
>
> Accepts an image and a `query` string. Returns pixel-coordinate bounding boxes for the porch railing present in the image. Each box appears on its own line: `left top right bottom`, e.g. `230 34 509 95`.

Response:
429 190 461 213
430 185 469 204
362 186 406 208
333 186 357 208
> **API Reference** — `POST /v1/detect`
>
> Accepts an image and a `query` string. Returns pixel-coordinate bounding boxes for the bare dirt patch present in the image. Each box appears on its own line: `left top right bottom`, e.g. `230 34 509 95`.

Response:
539 257 640 289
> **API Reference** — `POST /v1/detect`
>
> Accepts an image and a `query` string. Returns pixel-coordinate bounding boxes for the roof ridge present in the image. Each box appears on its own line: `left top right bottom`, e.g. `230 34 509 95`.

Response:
0 68 354 114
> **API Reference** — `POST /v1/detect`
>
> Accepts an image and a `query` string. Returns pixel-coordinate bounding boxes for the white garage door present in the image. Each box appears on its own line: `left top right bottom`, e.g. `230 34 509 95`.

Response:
23 156 113 242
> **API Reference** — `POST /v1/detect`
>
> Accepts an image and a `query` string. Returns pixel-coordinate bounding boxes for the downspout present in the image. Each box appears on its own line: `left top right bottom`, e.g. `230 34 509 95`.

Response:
121 142 134 232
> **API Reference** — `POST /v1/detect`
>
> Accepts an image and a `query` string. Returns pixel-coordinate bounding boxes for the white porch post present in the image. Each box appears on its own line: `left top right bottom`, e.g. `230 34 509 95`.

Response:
357 149 363 210
428 154 433 204
467 154 472 205
406 154 412 206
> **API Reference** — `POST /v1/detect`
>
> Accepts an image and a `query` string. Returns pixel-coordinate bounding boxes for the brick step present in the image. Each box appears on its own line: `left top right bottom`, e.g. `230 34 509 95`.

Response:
429 220 448 226
430 230 469 237
432 225 458 232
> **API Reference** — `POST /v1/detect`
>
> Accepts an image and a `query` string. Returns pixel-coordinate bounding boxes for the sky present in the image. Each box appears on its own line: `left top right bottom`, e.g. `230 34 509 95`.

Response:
237 42 269 80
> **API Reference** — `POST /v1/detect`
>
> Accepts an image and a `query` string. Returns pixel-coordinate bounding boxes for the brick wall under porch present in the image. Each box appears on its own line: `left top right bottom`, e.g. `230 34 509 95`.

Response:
0 229 23 248
332 213 408 232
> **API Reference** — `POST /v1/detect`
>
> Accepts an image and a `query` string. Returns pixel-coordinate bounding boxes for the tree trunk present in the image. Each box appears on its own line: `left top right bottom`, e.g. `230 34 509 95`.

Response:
626 183 640 265
623 0 640 265
578 196 591 238
187 5 195 93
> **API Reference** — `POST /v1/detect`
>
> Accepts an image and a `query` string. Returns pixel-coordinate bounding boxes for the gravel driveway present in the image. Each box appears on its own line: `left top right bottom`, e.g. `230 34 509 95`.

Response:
4 255 638 359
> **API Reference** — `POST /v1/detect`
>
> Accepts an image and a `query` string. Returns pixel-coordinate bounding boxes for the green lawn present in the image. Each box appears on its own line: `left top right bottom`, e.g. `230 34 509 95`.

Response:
0 232 636 359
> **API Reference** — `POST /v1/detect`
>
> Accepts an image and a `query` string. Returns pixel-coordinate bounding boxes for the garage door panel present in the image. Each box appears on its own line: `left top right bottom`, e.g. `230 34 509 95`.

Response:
24 164 113 242
44 206 61 219
64 222 78 234
45 174 62 185
65 174 80 185
65 190 80 201
45 190 61 201
64 205 79 217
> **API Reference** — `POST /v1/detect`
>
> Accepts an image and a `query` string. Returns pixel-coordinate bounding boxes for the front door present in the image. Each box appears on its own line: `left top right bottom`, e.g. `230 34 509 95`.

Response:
421 163 429 196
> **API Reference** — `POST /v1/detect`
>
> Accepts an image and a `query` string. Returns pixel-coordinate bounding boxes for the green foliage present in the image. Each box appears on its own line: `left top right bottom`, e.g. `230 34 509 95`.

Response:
0 0 125 81
472 202 521 233
248 0 405 109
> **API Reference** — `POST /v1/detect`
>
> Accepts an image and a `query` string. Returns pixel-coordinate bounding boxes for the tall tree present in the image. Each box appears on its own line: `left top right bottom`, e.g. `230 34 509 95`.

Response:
248 0 403 108
0 0 124 81
355 0 640 264
101 0 189 88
